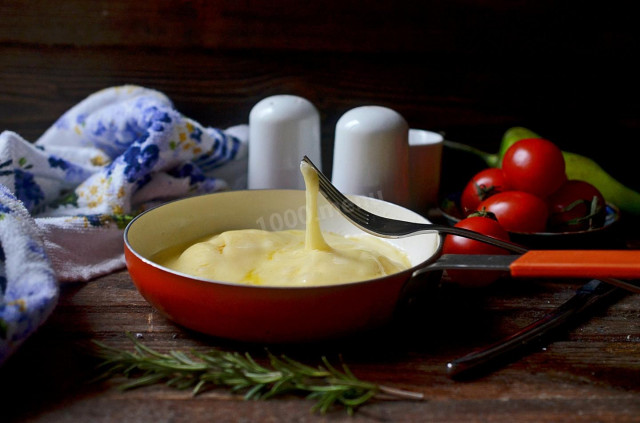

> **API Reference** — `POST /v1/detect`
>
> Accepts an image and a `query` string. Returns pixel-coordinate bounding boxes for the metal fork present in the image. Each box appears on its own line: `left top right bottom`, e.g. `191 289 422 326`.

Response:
301 156 528 254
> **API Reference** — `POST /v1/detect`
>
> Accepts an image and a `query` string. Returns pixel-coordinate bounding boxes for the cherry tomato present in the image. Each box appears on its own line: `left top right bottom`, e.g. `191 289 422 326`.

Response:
547 180 606 232
501 138 567 198
442 213 511 287
460 168 511 216
477 190 549 233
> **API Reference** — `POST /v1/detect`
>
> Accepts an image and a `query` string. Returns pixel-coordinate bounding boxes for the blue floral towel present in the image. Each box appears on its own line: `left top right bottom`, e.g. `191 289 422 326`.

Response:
0 85 248 364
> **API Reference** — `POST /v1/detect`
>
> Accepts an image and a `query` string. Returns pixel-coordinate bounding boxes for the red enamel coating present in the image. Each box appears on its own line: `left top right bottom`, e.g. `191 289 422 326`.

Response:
124 244 408 343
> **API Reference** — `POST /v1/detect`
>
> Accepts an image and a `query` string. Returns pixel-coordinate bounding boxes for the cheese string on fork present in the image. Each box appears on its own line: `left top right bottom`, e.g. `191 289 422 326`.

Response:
300 160 331 252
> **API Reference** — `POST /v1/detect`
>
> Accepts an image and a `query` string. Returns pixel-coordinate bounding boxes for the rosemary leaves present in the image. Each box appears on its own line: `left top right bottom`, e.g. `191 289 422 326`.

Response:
91 333 423 415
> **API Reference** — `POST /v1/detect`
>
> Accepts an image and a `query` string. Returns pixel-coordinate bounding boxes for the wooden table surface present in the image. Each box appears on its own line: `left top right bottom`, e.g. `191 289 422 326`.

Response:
1 249 639 422
2 2 640 422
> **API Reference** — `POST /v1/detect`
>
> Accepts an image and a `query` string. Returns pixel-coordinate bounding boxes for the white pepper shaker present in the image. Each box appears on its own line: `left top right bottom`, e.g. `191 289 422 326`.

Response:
331 106 410 207
248 95 321 189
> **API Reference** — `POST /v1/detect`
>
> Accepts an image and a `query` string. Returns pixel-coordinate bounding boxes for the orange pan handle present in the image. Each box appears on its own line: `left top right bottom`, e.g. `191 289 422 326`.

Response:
510 250 640 279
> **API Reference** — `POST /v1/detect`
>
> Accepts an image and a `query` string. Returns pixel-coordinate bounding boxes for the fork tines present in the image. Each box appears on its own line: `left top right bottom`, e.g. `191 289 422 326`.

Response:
302 156 370 225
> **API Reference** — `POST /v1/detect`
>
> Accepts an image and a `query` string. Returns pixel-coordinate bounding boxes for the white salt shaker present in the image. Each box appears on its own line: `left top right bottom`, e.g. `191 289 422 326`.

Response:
248 95 321 189
331 106 411 207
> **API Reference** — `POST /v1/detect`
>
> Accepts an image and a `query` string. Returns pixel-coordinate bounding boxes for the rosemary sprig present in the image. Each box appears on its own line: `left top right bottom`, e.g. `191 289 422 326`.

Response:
91 333 423 415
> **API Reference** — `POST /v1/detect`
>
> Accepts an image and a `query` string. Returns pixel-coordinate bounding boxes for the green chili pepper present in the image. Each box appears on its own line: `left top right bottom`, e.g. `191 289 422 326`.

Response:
444 126 640 215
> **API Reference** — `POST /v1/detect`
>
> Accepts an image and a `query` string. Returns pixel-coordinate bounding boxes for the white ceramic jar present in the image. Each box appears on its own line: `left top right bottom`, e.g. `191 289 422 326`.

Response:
248 95 321 190
331 106 411 207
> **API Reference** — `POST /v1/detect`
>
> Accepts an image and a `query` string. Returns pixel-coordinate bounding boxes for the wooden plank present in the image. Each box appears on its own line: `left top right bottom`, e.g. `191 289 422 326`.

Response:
0 1 638 60
0 1 618 51
2 45 640 195
1 269 638 422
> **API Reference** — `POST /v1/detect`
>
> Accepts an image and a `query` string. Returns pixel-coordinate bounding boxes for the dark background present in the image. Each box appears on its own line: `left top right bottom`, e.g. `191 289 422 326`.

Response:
2 4 640 421
2 1 639 196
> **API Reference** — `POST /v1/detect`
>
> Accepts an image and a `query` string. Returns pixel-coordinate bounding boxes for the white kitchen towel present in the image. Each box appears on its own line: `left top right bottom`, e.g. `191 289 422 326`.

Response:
0 85 248 364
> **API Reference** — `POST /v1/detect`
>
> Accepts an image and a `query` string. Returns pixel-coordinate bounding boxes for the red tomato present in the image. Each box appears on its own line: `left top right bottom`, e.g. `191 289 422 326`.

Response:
501 138 567 198
547 180 606 232
460 168 511 216
477 191 549 233
442 214 511 287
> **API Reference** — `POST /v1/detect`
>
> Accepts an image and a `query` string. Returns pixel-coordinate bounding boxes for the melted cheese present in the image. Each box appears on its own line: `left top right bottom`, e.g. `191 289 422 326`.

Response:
153 162 410 286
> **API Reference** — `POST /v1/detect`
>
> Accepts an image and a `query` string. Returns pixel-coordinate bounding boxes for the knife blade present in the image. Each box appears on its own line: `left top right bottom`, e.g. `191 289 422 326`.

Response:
446 279 624 379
